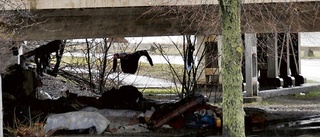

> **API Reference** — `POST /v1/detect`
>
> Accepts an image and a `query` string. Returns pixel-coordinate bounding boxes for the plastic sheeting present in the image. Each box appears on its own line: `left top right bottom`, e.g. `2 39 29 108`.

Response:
80 107 144 129
81 107 143 118
44 111 110 134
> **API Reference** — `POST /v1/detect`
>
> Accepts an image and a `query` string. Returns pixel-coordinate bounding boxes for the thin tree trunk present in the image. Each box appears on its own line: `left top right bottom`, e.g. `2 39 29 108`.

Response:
85 39 94 89
218 0 246 136
98 38 112 92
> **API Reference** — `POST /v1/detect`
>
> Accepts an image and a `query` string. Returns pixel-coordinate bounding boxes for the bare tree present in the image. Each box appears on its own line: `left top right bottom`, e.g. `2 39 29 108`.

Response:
60 38 154 93
141 0 320 135
98 38 113 92
152 35 209 98
0 0 39 73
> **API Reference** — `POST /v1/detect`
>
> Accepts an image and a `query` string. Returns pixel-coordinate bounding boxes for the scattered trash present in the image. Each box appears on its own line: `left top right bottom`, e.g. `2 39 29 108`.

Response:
80 107 145 131
300 92 306 96
148 95 205 129
2 64 224 136
185 108 217 129
146 95 222 132
144 107 155 123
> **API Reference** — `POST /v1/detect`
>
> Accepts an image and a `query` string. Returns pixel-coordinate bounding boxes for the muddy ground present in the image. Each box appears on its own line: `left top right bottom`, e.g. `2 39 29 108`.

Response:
246 94 320 120
244 93 320 137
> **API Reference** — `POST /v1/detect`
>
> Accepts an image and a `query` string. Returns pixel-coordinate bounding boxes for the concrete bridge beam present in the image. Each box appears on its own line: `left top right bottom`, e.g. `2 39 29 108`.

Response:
1 1 319 40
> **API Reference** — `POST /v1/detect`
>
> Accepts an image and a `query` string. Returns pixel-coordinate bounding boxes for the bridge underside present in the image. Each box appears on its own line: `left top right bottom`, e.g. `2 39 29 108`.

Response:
8 1 320 40
1 1 317 99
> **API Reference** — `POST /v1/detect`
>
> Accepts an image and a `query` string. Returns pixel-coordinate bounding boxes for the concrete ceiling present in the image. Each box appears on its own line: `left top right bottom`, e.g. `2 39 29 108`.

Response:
8 2 320 40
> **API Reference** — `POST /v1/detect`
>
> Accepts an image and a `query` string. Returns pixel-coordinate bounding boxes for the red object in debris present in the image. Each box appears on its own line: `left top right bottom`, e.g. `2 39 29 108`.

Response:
167 116 185 129
150 96 204 129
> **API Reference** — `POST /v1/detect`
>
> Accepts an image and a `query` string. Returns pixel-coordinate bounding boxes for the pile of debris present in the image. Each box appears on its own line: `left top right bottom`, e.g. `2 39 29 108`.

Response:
1 39 223 136
1 64 223 136
42 95 223 136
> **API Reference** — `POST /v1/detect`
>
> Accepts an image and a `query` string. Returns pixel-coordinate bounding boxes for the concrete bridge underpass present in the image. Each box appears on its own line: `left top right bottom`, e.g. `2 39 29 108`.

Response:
2 0 320 99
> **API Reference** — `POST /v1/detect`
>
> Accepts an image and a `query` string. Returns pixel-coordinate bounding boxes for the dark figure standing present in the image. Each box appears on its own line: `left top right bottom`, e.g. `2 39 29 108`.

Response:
34 40 64 76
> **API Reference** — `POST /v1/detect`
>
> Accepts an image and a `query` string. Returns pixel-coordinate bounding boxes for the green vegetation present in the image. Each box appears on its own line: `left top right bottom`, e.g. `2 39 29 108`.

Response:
300 51 320 58
289 90 320 99
306 79 320 83
245 90 320 106
245 99 280 106
140 88 181 94
138 63 184 80
61 54 184 81
59 53 185 93
61 56 88 65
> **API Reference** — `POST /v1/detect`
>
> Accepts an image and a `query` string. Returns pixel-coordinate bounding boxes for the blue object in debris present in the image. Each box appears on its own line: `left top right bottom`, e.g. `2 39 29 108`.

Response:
201 114 215 128
186 111 216 129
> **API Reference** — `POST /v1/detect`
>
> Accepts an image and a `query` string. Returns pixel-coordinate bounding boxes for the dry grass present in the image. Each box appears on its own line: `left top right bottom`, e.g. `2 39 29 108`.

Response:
4 120 45 137
4 111 45 137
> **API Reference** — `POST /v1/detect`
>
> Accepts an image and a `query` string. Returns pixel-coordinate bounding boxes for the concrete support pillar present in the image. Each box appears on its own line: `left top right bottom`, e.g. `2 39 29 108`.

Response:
298 33 302 75
267 33 278 78
266 33 284 88
289 33 305 86
244 33 258 97
257 33 283 89
278 33 295 87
